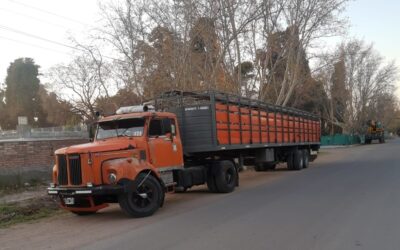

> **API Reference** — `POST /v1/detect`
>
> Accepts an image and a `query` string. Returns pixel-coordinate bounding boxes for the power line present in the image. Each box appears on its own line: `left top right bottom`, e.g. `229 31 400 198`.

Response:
0 24 79 50
9 0 89 26
0 24 125 62
0 35 71 55
0 7 69 29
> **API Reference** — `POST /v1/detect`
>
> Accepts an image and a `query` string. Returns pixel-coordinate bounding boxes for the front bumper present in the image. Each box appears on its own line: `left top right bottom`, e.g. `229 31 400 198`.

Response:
47 185 125 196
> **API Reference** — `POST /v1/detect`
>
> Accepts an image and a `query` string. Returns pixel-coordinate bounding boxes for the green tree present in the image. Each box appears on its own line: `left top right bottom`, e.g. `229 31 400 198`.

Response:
37 85 81 126
3 58 45 129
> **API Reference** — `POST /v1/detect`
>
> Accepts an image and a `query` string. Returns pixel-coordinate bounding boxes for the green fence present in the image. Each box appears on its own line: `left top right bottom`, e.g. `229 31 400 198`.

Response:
321 134 361 146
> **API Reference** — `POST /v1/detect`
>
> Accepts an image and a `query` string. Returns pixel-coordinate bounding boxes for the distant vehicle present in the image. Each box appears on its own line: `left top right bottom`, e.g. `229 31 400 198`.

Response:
364 120 385 144
47 91 321 217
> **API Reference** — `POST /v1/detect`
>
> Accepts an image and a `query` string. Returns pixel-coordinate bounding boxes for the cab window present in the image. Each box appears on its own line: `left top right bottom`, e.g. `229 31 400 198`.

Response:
149 119 163 136
148 118 176 137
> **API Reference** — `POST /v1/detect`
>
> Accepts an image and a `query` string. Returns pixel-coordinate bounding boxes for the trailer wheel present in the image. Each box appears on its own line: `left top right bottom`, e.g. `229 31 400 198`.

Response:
302 149 309 169
287 151 294 170
292 150 303 171
118 173 163 217
213 161 237 193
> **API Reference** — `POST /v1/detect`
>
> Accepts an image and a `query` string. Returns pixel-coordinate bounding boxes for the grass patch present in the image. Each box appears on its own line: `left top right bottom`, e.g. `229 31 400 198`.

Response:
0 182 48 198
0 197 60 228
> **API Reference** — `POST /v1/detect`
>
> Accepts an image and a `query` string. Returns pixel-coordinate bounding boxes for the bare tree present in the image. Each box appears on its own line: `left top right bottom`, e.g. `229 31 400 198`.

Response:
315 39 399 134
252 0 349 106
343 39 398 132
48 53 109 122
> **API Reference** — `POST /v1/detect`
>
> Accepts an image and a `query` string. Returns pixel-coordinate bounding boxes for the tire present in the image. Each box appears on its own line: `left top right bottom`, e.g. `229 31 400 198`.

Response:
302 149 309 169
287 151 294 170
207 167 218 193
213 160 238 193
118 173 163 218
292 149 303 171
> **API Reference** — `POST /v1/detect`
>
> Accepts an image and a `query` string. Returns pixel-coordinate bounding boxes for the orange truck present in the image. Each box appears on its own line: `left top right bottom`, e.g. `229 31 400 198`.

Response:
47 91 321 217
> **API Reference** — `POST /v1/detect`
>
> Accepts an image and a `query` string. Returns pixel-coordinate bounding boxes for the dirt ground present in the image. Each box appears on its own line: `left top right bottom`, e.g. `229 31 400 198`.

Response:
0 184 60 228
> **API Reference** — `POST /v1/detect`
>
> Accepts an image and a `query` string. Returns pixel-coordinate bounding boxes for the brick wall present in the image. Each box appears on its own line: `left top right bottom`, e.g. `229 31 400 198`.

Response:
0 138 88 185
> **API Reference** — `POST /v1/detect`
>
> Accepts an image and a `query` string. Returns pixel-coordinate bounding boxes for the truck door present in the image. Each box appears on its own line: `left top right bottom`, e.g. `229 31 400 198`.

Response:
148 117 183 169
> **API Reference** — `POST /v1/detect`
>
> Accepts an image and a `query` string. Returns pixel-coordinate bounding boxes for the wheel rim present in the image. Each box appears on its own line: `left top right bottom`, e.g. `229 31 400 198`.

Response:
131 183 154 209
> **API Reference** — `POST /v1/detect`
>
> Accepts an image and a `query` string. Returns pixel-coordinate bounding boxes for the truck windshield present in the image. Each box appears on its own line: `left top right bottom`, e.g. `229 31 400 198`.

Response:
96 118 145 140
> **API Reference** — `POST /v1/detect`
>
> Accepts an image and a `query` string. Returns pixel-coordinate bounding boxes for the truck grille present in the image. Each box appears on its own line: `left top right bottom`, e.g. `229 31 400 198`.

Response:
57 155 68 185
57 154 83 185
69 155 82 185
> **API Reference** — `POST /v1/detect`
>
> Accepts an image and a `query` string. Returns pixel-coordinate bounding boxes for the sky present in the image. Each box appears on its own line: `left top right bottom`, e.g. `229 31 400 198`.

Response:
0 0 399 97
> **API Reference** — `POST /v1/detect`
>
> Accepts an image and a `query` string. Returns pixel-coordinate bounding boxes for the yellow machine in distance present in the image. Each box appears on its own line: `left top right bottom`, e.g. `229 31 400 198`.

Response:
364 120 385 144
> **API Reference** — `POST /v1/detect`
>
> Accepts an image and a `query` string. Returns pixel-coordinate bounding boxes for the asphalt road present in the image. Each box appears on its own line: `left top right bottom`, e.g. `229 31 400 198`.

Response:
1 138 400 250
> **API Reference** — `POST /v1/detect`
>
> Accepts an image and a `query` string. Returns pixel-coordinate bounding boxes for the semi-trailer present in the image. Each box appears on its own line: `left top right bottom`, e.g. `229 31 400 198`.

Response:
47 91 321 217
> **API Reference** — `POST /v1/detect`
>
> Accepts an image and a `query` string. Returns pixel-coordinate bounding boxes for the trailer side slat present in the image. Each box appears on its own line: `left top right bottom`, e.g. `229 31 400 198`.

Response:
154 91 320 154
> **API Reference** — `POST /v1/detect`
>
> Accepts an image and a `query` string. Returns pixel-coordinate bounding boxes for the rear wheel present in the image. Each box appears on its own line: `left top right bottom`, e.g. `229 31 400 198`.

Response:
287 151 294 170
118 173 163 217
302 149 309 169
208 161 237 193
292 149 303 171
207 167 218 193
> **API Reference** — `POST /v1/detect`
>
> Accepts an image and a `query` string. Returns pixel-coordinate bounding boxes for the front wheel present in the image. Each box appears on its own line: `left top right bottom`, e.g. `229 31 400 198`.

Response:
118 173 163 218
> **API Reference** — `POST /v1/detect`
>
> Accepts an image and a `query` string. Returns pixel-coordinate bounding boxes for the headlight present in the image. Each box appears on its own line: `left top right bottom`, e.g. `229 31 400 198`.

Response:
108 173 117 184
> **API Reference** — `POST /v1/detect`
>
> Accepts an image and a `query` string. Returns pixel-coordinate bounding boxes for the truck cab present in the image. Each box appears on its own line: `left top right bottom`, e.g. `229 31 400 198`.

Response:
48 106 185 217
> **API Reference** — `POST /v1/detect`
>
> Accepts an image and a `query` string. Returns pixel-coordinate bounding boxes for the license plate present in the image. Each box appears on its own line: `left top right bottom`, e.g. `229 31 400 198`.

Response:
63 197 75 205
